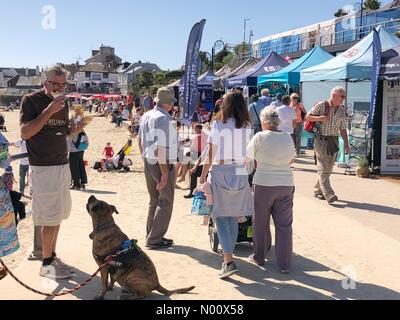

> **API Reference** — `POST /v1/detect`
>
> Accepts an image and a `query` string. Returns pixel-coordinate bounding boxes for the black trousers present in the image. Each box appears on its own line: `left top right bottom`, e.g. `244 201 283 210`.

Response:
69 151 88 187
190 165 204 195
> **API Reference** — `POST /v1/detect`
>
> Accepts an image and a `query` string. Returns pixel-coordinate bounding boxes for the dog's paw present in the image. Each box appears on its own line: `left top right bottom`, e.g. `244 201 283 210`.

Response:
93 295 105 301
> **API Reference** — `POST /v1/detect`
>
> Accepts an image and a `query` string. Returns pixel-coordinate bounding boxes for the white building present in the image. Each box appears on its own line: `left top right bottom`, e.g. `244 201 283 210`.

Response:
76 63 119 94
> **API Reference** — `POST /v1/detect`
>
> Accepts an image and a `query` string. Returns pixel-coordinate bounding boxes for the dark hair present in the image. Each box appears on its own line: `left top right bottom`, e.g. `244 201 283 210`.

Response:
251 94 259 103
195 124 203 131
176 121 182 127
221 92 251 129
282 95 291 105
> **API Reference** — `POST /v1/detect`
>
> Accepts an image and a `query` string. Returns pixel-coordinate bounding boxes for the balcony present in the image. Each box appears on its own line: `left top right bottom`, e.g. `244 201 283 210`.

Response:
251 18 400 59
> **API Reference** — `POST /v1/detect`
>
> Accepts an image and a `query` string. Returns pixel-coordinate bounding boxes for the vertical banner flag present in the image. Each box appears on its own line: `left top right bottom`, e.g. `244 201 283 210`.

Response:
182 19 206 125
367 29 382 155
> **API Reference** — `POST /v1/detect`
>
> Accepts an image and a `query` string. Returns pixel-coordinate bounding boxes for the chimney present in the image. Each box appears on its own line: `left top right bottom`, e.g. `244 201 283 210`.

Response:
25 68 29 76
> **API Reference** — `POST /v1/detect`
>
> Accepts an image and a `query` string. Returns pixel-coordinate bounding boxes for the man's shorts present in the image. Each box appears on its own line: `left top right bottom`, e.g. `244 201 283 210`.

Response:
30 165 72 227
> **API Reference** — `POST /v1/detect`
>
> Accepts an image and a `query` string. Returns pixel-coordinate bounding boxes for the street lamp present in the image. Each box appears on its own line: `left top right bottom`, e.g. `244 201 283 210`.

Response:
354 0 365 39
211 40 225 72
243 18 251 60
248 30 254 58
203 52 212 73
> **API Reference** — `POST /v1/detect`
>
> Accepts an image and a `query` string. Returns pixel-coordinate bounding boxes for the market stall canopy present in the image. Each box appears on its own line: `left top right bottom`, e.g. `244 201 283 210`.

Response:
258 47 333 86
225 52 289 88
380 47 400 79
197 70 217 88
301 26 400 82
167 78 182 89
214 64 232 77
66 93 82 99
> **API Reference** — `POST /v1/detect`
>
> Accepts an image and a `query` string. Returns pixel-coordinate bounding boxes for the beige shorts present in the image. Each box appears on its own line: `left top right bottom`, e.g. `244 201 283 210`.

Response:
31 165 72 227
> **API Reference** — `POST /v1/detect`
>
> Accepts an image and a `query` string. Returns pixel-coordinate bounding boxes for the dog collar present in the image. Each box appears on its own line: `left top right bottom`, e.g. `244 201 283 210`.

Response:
89 221 116 240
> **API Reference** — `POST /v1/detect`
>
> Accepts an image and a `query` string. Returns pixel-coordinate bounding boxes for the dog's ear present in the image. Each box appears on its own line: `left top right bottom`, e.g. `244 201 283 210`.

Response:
109 205 119 215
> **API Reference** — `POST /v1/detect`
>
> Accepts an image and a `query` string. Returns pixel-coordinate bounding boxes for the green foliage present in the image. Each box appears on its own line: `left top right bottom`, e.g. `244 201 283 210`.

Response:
165 70 184 81
334 8 349 17
363 0 381 10
357 157 369 168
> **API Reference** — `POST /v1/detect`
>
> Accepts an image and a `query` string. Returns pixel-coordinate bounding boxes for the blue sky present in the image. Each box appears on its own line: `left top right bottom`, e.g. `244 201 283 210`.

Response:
0 0 392 70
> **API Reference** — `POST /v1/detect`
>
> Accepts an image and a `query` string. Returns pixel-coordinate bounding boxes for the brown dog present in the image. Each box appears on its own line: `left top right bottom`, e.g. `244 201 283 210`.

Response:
86 195 194 300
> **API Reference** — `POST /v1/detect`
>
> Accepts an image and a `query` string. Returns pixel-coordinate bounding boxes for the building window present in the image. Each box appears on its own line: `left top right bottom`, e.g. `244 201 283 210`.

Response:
104 73 109 78
85 72 91 78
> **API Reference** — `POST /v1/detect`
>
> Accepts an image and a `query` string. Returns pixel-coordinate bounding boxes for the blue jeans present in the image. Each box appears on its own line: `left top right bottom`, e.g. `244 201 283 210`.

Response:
215 217 238 255
19 165 29 194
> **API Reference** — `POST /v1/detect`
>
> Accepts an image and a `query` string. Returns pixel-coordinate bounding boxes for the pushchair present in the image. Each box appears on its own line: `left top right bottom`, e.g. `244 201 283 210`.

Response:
208 216 253 253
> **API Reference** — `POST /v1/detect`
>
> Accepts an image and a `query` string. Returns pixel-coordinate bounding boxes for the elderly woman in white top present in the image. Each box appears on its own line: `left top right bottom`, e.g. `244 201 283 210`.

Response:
200 92 254 280
246 108 296 274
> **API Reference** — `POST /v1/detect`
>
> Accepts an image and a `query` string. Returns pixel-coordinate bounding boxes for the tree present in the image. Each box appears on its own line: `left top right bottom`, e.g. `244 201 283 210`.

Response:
364 0 381 10
334 8 349 17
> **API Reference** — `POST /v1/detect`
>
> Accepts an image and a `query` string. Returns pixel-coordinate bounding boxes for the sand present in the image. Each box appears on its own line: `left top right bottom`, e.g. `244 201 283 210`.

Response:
0 110 399 300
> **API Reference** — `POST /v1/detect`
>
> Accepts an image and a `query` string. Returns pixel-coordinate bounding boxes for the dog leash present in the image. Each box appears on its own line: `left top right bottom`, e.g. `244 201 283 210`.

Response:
0 253 118 298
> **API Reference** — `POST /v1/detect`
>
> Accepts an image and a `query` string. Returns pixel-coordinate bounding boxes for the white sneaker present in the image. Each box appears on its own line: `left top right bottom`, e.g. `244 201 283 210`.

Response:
54 257 76 274
39 260 73 280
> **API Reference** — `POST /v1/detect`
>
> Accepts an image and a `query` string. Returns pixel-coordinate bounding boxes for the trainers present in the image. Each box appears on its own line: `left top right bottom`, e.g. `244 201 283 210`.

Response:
219 262 238 279
314 194 326 200
327 195 338 205
54 257 76 274
27 252 43 261
39 260 73 280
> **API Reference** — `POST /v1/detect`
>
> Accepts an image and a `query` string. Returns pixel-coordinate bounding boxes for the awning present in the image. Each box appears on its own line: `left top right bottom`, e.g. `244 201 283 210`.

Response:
380 47 400 79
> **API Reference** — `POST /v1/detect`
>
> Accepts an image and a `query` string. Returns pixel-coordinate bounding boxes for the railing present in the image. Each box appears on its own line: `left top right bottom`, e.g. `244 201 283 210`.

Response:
249 18 400 59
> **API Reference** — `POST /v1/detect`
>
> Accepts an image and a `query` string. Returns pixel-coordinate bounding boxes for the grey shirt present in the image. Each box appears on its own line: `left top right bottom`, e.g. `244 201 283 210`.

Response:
139 106 177 164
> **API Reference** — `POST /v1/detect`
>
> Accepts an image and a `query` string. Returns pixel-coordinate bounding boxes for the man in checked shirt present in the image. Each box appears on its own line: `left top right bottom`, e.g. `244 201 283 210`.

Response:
306 87 351 205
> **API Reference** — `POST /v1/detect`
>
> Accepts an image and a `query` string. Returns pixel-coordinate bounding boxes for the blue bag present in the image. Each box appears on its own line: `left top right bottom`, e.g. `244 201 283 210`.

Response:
191 192 212 216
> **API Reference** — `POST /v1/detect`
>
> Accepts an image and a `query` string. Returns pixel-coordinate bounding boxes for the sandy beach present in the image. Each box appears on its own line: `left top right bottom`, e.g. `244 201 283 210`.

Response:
1 110 400 300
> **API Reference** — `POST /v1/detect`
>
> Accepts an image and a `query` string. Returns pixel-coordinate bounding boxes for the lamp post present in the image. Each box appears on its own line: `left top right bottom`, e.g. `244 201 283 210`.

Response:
248 30 254 58
354 0 365 39
211 40 225 72
203 52 212 73
243 18 251 61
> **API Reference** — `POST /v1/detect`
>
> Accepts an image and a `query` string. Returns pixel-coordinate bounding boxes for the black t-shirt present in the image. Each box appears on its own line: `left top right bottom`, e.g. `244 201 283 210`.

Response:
20 90 69 166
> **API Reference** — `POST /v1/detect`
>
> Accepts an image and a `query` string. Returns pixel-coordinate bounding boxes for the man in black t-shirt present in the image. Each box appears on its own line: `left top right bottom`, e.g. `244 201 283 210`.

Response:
20 65 83 280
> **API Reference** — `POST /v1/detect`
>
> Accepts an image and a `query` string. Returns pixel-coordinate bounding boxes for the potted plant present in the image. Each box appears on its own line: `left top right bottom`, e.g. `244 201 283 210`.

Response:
356 157 370 178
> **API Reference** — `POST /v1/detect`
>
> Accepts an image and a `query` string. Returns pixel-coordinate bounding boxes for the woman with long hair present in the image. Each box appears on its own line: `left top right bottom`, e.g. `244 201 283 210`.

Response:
200 91 254 279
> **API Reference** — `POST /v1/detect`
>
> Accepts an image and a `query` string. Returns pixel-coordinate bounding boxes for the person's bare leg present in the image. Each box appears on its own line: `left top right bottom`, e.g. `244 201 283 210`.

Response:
178 165 189 182
51 225 60 256
223 253 233 264
175 163 182 179
41 226 59 260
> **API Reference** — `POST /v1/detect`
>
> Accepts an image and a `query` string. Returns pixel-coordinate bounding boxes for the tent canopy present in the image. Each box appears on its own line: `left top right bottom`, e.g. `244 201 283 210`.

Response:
380 47 400 78
214 64 232 77
197 70 217 88
301 26 400 82
225 52 289 88
258 47 334 86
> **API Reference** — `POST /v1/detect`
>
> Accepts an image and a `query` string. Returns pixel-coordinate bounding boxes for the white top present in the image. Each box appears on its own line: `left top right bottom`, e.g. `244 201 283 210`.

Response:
208 118 252 165
247 130 295 186
14 139 29 166
122 109 130 120
276 105 296 134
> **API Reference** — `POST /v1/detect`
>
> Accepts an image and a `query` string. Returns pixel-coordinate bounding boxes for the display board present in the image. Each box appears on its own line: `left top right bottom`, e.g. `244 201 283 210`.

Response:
381 80 400 174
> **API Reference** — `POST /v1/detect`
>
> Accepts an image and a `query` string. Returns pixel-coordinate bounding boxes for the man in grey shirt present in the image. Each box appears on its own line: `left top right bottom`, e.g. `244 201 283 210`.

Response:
139 88 177 249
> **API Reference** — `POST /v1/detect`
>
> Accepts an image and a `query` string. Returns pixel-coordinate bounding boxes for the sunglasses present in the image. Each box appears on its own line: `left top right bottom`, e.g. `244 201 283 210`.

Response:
48 80 67 88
